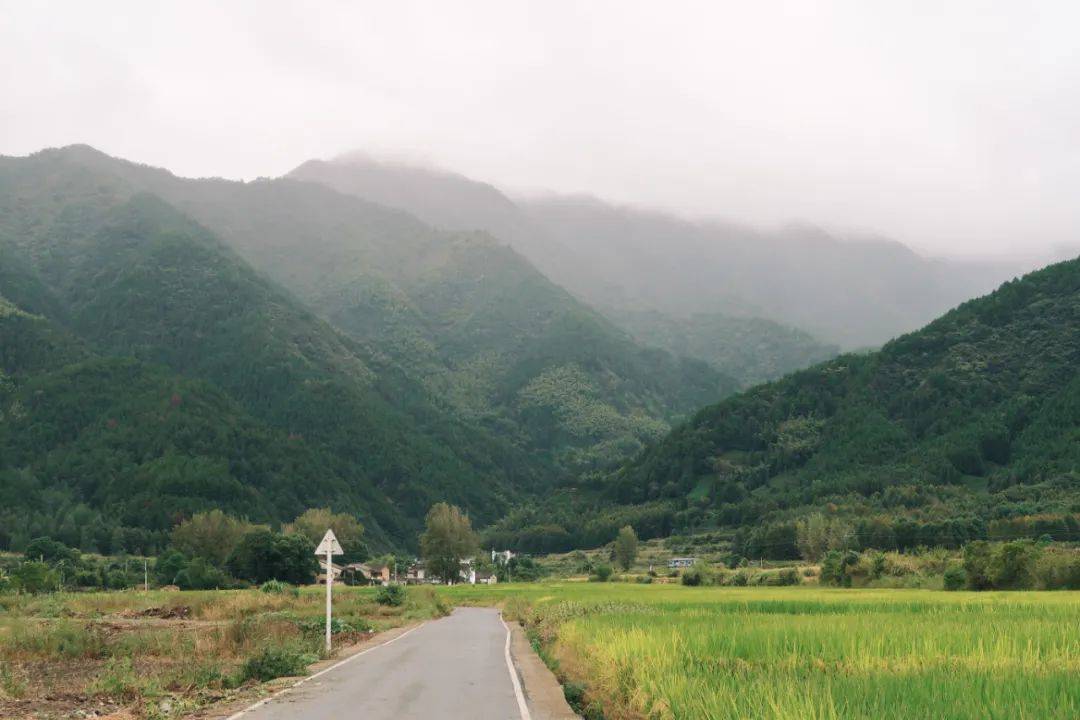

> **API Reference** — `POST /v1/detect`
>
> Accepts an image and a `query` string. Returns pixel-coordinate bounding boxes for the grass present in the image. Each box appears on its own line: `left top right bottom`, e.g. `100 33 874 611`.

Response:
0 585 447 719
444 583 1080 720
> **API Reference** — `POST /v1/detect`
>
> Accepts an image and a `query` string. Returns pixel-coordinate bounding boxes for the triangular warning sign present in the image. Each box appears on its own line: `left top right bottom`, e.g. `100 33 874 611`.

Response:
314 529 344 555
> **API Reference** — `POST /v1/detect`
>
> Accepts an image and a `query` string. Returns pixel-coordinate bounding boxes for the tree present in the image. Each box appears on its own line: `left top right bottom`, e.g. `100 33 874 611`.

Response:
795 514 853 562
23 537 79 564
171 510 257 567
284 508 367 561
154 550 189 585
226 529 315 585
419 503 478 584
174 557 227 590
11 561 58 593
613 525 638 571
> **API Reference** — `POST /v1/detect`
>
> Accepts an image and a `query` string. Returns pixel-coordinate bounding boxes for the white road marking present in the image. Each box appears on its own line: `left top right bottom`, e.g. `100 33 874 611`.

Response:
224 621 427 720
501 613 533 720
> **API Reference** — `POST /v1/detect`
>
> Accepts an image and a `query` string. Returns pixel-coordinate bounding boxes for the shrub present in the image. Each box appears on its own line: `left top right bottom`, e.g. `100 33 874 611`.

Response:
590 564 613 582
726 570 749 586
820 550 859 587
375 583 406 606
963 540 1041 590
239 647 313 682
1033 550 1080 590
154 550 188 585
943 565 966 591
681 565 717 586
11 562 58 594
260 580 299 596
775 568 800 586
174 557 227 590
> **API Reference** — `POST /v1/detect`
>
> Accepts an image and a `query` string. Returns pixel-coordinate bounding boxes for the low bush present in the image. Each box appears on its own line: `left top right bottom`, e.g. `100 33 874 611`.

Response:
375 583 406 606
589 564 613 582
239 647 313 682
943 565 966 591
260 580 299 596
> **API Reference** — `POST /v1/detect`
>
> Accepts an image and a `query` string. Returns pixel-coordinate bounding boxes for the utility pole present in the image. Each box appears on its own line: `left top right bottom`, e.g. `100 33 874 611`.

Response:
143 559 149 592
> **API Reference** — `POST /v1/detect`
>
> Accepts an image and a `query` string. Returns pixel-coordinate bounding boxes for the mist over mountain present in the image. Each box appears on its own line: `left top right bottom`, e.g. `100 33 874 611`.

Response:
292 154 1026 354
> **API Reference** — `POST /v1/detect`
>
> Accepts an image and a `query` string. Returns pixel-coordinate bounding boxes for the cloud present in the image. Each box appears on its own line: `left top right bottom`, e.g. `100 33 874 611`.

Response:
1 0 1077 257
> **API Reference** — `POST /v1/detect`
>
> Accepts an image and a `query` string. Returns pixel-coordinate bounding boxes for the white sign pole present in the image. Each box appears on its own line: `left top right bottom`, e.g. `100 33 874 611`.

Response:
314 529 344 655
325 545 333 654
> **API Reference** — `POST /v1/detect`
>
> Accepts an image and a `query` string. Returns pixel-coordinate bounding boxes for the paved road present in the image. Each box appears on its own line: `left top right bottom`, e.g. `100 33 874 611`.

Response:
235 607 527 720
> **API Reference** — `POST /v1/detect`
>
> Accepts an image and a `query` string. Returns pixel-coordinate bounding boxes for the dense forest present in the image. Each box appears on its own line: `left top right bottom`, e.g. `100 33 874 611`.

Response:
492 257 1080 555
0 146 734 553
13 146 737 475
0 180 540 552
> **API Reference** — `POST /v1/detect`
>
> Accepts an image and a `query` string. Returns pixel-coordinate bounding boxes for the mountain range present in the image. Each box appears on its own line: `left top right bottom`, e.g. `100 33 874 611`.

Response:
0 146 731 552
2 144 1071 556
292 154 1024 352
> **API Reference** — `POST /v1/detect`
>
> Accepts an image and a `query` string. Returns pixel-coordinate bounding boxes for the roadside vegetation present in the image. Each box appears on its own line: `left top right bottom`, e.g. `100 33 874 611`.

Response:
0 585 447 719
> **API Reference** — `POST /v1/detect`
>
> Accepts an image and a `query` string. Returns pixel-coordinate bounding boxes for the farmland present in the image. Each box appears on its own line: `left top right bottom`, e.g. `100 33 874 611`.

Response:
0 585 447 719
2 581 1078 719
449 583 1080 720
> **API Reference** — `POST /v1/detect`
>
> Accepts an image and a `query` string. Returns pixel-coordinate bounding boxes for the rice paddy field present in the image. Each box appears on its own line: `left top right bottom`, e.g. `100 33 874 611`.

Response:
446 583 1080 720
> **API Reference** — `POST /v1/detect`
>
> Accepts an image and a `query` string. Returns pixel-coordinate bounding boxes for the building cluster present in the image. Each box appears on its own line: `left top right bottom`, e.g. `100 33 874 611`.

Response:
318 549 517 586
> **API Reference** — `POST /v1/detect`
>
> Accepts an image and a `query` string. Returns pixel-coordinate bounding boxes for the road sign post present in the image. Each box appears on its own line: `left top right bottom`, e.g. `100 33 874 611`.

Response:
314 529 344 654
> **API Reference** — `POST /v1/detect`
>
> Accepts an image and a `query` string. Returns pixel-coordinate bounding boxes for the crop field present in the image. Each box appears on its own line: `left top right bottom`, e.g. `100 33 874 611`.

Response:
0 586 446 719
447 583 1080 720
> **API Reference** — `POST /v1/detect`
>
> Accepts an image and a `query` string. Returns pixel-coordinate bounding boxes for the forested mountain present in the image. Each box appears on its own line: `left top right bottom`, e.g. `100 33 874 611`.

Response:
289 155 839 381
34 145 733 472
0 163 543 551
608 309 838 387
520 196 1025 350
487 257 1080 554
0 146 734 552
290 154 1023 353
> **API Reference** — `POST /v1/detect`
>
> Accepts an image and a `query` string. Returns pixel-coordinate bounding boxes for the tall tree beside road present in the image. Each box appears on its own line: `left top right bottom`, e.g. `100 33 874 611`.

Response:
420 503 479 584
284 508 367 561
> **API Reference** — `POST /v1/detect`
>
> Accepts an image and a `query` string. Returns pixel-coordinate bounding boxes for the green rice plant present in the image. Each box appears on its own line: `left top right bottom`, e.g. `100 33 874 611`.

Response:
438 582 1080 719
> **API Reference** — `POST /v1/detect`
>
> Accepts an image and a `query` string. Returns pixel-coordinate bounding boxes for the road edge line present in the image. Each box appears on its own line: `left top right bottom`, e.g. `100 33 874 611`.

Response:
224 621 426 720
501 612 534 720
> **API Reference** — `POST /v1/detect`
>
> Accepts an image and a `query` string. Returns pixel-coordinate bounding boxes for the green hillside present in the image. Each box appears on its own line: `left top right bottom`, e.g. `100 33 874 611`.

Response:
490 258 1080 553
11 146 735 474
291 154 838 388
0 170 546 551
608 309 839 387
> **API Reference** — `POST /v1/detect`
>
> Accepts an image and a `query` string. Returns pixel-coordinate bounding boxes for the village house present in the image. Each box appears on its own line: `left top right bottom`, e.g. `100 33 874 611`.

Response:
342 562 390 585
404 562 426 584
317 559 343 584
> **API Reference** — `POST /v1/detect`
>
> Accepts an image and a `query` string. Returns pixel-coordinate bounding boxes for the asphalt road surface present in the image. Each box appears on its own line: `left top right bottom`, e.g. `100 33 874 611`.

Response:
234 607 528 720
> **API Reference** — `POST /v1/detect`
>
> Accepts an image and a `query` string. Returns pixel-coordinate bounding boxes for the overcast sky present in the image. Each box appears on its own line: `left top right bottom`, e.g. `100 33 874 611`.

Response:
2 1 1078 258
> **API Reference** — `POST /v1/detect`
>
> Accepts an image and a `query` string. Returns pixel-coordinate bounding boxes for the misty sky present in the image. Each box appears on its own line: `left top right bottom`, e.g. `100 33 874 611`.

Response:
2 1 1078 258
